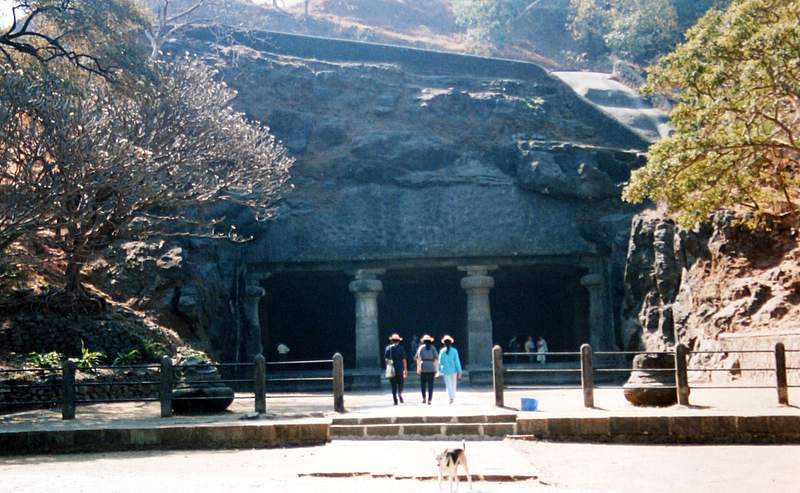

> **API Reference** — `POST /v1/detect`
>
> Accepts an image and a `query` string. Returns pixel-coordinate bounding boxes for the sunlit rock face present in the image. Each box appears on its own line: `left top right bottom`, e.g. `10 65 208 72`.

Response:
176 29 647 266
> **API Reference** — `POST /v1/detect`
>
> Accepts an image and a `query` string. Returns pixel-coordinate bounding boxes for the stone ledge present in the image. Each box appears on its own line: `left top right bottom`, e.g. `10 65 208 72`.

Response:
516 415 800 444
0 420 330 455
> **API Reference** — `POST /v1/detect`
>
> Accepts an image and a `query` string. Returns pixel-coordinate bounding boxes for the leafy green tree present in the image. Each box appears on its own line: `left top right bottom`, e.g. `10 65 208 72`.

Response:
604 0 680 64
623 0 800 227
568 0 611 57
452 0 528 46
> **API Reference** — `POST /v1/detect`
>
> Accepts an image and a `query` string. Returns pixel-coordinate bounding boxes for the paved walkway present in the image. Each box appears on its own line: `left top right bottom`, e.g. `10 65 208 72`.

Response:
3 440 799 492
2 385 798 432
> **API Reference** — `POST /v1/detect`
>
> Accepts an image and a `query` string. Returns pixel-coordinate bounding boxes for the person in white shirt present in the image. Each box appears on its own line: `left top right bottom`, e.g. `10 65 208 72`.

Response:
276 342 290 361
536 336 548 364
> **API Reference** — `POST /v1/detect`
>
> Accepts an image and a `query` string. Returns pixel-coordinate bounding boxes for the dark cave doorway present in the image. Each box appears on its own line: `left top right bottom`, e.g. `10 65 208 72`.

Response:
491 265 590 360
261 271 356 368
379 268 468 365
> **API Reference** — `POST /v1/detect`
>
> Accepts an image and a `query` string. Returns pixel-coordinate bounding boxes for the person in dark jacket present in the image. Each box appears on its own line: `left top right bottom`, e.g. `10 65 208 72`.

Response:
384 333 408 405
415 334 439 405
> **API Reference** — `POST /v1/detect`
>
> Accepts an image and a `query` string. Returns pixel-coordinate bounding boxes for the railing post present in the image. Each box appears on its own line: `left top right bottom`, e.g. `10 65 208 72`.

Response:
159 355 173 418
333 353 345 413
775 342 789 405
580 344 594 408
492 345 504 407
675 344 690 406
61 359 75 420
254 354 267 414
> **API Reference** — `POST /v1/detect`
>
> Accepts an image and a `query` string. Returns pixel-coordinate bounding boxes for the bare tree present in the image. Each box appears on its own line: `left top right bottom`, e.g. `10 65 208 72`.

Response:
0 70 59 251
0 0 147 79
2 58 292 297
144 0 242 58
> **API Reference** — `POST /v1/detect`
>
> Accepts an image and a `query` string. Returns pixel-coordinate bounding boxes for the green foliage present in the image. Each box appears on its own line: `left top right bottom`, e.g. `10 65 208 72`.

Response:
142 340 167 361
26 351 64 375
452 0 528 46
74 339 105 372
623 0 800 227
112 348 142 366
604 0 680 64
567 0 730 64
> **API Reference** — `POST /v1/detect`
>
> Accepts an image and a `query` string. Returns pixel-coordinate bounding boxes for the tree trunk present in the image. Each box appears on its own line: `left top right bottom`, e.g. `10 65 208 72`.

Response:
65 257 84 297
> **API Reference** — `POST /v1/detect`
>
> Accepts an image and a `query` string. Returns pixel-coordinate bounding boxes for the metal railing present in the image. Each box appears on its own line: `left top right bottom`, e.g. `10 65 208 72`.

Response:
1 353 345 420
492 343 799 408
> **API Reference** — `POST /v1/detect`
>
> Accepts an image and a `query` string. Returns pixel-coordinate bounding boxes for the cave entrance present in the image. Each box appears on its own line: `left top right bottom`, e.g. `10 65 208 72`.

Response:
261 271 356 368
379 268 467 364
491 266 589 358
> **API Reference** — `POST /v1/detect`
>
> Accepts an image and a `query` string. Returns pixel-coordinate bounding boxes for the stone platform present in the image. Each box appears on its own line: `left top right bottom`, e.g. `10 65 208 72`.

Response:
2 387 799 454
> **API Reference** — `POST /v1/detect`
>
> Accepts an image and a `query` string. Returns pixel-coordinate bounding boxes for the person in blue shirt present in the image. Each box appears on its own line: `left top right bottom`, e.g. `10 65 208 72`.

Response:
437 334 462 404
384 333 408 405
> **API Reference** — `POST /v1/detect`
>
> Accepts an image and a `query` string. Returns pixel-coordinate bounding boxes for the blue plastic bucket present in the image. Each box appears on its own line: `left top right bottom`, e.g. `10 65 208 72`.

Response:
520 397 539 412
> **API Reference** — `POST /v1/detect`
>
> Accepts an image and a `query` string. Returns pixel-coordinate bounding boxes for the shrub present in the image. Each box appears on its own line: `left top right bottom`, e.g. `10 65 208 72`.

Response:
142 340 168 361
112 349 141 366
26 351 64 376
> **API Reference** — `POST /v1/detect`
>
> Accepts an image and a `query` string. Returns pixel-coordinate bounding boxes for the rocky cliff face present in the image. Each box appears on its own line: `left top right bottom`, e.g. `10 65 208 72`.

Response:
622 210 800 381
93 30 653 361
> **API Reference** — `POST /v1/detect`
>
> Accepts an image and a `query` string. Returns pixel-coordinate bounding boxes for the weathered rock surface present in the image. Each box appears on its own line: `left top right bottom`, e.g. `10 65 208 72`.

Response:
621 209 800 384
91 30 653 361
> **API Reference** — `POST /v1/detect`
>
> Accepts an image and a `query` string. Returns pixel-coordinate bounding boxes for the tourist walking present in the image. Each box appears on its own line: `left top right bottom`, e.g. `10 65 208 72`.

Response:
536 335 549 364
437 335 462 404
415 334 438 404
384 333 408 405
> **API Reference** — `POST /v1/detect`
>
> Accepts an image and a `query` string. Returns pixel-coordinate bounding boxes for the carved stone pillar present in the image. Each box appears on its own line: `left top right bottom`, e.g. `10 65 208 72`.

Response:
242 279 266 358
581 272 614 351
459 265 496 368
349 269 384 369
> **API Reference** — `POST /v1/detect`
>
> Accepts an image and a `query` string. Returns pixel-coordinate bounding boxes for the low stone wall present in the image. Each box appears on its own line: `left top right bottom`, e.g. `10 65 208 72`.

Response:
0 369 160 413
0 315 147 357
0 420 331 455
516 414 800 444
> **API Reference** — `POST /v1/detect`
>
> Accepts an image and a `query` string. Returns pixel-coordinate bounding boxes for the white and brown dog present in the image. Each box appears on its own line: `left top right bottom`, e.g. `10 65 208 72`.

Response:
436 440 473 492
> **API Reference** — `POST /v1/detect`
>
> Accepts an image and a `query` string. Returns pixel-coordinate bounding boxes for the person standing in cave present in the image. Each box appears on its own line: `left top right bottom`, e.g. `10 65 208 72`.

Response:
415 334 438 405
524 335 535 363
536 335 549 364
384 333 408 405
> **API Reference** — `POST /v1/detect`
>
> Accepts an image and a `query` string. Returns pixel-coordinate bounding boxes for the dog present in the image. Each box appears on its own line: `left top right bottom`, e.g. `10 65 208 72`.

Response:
436 440 473 492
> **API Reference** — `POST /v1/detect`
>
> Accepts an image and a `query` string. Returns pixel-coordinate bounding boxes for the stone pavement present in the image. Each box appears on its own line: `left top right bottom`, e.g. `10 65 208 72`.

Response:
3 440 799 493
2 385 798 431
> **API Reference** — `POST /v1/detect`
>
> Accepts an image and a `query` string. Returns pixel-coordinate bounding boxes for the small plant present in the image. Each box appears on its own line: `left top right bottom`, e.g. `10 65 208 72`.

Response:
26 351 64 376
142 340 167 361
74 339 105 373
180 348 211 363
112 348 141 366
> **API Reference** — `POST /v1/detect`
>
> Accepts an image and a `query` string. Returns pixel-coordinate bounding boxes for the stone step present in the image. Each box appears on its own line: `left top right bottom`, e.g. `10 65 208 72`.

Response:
331 422 517 439
331 413 517 426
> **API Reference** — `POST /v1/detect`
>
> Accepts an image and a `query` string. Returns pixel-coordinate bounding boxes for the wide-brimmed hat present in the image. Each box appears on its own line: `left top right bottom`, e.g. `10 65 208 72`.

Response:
441 335 454 344
421 334 434 342
389 333 403 341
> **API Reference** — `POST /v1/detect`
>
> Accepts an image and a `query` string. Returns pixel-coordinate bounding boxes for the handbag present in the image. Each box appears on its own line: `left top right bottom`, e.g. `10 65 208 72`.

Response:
385 359 395 379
